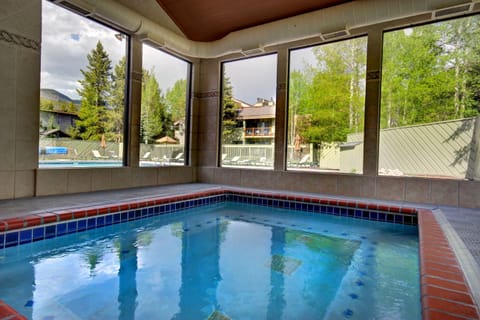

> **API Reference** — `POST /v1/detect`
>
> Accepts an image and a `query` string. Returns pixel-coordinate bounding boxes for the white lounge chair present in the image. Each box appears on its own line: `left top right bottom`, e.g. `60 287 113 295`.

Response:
223 155 240 165
163 152 184 164
92 150 108 159
172 152 184 162
290 154 311 167
299 154 310 165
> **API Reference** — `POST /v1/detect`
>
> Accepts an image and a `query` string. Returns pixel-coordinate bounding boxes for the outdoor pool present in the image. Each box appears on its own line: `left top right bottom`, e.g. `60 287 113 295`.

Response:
38 161 167 168
39 161 123 168
0 201 420 319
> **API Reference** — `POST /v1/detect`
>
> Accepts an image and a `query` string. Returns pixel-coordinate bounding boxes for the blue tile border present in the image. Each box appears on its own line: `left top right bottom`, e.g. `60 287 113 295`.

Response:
0 191 417 249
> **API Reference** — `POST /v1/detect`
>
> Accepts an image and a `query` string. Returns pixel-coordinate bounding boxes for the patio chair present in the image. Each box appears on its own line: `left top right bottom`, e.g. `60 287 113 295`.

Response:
163 152 184 164
298 154 311 166
172 152 184 162
256 157 271 166
92 150 108 159
223 155 240 165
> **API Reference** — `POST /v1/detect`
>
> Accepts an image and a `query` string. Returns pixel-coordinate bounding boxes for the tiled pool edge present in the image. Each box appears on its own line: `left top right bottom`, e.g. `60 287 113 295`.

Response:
0 188 478 320
0 189 419 246
0 299 26 320
418 209 479 320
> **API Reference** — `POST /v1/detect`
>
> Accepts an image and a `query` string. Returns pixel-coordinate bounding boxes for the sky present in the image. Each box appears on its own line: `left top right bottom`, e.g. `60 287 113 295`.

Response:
40 0 316 104
142 44 188 94
41 1 186 100
223 50 317 105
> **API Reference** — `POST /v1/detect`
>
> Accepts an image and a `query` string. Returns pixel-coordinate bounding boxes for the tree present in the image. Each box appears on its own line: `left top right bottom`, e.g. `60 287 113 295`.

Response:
288 70 311 145
381 18 480 129
106 56 126 142
141 68 173 144
291 37 367 163
39 98 55 112
221 74 241 144
40 97 77 114
381 25 455 128
165 78 187 122
73 41 112 141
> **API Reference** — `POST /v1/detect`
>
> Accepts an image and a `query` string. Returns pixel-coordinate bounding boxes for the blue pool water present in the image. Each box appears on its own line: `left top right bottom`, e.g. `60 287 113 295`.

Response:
0 202 420 319
38 161 123 168
38 161 166 168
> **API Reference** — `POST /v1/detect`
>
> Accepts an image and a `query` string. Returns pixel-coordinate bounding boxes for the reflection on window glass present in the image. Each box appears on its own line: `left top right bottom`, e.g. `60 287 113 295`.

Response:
140 44 189 166
39 0 127 168
380 16 480 179
221 54 277 168
288 37 367 173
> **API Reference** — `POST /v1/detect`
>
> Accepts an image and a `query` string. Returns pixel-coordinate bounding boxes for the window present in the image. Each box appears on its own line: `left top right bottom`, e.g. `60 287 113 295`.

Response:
221 54 277 168
39 0 128 168
287 37 367 173
380 15 480 179
140 44 190 166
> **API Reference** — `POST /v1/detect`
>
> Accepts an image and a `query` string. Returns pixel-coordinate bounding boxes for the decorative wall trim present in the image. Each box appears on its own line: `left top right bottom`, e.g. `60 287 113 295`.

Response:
194 91 220 99
0 30 39 51
131 71 142 82
366 70 380 81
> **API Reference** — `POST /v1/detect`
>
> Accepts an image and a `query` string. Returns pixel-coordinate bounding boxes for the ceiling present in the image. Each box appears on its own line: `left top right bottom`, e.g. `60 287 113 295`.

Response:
155 0 353 42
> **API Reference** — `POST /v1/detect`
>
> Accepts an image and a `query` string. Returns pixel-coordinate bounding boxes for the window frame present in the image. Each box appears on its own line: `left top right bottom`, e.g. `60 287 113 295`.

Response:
219 52 279 169
378 13 480 179
139 43 193 167
286 35 369 174
40 0 131 168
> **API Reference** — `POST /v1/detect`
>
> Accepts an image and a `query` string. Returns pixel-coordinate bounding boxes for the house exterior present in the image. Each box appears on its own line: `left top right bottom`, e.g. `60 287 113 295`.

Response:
39 110 79 137
234 98 275 145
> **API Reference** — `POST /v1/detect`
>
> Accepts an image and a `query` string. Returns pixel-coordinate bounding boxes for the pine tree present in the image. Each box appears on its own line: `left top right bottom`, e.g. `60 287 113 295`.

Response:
165 78 187 122
106 56 126 143
222 74 241 144
141 69 173 144
73 41 112 141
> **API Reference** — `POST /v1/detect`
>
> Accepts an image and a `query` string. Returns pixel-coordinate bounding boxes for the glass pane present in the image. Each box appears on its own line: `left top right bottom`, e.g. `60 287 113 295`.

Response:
380 16 480 179
40 0 127 168
221 54 277 168
288 37 367 173
140 44 189 167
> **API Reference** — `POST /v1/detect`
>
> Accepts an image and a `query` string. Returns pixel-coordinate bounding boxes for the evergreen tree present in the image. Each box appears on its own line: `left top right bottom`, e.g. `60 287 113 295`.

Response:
222 73 241 144
165 78 187 122
106 56 126 142
73 41 112 141
141 69 173 143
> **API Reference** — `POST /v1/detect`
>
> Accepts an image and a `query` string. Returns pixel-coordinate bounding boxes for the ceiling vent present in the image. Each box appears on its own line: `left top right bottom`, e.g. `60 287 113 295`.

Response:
50 0 92 16
241 47 265 56
320 29 350 41
433 3 472 18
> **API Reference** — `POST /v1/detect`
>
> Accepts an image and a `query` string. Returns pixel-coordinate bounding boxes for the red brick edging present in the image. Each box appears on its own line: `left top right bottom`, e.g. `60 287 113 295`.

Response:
419 209 479 320
0 300 27 320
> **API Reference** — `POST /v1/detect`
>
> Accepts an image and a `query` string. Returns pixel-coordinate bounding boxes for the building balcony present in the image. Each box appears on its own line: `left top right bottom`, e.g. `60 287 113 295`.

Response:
244 127 274 137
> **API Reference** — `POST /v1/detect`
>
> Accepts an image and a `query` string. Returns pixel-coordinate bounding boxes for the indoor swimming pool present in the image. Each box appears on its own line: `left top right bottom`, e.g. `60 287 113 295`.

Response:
0 200 420 319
